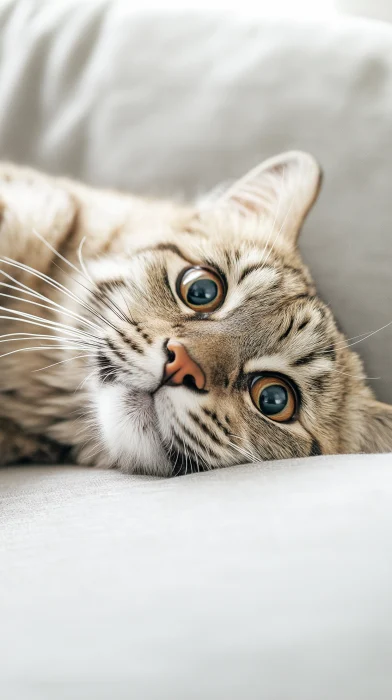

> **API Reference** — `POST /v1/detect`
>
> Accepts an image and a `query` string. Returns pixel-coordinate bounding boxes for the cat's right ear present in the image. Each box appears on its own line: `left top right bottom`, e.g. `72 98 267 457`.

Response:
207 151 322 248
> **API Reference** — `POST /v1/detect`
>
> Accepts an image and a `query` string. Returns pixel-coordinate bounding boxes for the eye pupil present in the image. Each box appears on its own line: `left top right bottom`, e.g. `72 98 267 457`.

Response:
187 279 218 306
259 385 288 416
177 267 225 312
250 375 296 423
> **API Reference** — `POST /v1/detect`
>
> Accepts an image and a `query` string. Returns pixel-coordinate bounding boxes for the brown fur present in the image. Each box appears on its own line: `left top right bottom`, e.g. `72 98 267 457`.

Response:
0 152 391 475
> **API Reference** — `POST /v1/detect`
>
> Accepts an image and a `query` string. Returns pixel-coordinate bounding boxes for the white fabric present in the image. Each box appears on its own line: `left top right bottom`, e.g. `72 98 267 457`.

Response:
0 455 392 700
0 4 392 697
0 1 391 400
1 454 392 699
338 1 392 22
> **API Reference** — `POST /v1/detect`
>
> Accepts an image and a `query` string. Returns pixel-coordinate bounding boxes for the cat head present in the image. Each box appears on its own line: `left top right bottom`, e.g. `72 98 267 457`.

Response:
84 151 392 475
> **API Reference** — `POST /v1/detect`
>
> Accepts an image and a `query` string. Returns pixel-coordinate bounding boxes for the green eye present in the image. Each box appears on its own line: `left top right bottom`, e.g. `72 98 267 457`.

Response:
250 375 297 422
177 267 225 312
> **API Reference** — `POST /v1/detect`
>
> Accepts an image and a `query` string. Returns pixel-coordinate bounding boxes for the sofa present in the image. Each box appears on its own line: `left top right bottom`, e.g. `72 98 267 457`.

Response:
0 2 391 698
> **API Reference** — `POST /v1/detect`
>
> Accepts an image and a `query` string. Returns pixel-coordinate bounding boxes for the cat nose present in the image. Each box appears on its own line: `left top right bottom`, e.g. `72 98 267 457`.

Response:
164 340 206 390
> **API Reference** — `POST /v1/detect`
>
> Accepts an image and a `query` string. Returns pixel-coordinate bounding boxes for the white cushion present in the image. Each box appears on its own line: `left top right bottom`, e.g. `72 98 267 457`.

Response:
1 454 392 698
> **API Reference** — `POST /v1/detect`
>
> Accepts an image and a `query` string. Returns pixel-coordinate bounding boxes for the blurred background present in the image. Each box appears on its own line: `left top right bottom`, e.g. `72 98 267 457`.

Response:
84 1 392 21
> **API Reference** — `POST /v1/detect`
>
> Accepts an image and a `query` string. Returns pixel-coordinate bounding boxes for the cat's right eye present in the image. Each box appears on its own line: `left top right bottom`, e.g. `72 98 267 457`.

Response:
250 374 297 423
176 267 225 312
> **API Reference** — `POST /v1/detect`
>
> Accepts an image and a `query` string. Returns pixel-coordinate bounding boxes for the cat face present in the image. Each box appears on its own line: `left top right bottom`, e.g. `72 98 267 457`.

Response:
85 152 392 475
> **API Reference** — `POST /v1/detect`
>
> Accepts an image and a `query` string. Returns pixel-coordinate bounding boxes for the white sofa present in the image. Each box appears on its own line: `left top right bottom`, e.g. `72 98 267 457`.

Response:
0 2 392 698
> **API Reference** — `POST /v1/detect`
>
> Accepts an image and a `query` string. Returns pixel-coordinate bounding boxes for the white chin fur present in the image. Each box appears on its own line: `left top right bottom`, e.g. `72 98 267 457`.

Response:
95 384 171 477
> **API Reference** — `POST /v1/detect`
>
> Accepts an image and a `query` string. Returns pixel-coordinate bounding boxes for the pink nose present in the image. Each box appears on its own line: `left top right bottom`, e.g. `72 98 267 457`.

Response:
164 340 206 390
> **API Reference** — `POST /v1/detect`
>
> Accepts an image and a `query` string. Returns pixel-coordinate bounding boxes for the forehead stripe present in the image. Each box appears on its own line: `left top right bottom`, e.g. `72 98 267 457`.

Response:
238 263 274 284
293 345 336 367
278 317 294 341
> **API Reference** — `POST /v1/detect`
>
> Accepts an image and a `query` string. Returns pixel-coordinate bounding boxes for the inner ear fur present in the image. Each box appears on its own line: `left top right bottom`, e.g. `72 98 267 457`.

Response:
215 150 322 247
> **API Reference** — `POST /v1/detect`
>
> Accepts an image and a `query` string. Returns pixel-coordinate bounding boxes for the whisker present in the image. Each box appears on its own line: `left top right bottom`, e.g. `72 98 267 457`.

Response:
4 238 136 343
0 289 102 338
33 354 94 373
101 369 119 384
345 320 392 350
341 330 379 344
1 257 122 336
76 368 98 391
0 272 101 333
0 314 103 341
0 298 100 336
1 257 94 312
227 433 257 462
332 368 380 380
0 333 99 346
227 440 256 464
229 439 256 460
79 275 132 325
80 441 104 464
117 285 137 326
35 232 133 327
32 227 90 281
77 237 95 285
75 238 132 328
0 345 94 360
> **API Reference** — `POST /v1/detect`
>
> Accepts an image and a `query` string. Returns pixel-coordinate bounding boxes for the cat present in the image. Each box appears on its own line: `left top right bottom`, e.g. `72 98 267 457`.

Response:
0 151 391 475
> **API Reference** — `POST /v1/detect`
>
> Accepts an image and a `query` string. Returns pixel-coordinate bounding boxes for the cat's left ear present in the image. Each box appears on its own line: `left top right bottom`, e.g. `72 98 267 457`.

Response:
215 151 322 247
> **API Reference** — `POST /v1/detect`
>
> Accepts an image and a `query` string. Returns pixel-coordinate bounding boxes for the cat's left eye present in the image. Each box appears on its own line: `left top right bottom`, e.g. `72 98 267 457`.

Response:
250 375 297 423
177 267 225 312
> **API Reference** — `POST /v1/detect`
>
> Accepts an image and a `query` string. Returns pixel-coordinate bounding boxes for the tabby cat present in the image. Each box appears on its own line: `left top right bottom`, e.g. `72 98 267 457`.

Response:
0 151 391 475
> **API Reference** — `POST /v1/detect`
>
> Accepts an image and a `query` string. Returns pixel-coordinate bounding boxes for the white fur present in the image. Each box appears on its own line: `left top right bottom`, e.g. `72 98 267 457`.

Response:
96 384 171 476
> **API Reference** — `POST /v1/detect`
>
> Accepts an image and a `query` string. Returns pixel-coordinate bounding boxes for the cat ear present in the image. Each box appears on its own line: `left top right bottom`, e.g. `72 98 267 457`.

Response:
216 151 322 246
360 399 392 454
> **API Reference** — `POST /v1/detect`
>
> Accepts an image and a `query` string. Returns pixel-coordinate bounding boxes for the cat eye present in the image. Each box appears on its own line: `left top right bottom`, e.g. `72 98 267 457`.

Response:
177 267 225 312
250 375 297 423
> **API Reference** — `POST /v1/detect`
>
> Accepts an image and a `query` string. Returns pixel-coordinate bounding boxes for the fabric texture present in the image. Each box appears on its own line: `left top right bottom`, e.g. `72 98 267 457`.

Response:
1 454 392 699
0 1 391 400
0 2 392 698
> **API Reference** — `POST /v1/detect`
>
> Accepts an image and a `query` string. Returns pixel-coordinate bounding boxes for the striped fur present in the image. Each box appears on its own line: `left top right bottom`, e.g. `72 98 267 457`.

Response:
0 152 391 475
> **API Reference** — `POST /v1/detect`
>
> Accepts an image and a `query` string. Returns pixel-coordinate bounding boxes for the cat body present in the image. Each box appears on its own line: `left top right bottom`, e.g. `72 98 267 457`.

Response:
0 152 391 475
